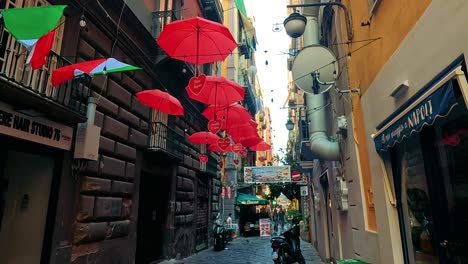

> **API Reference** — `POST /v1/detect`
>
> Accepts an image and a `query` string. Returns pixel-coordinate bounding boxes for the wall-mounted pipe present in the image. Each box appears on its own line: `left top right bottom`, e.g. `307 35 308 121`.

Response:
302 5 340 161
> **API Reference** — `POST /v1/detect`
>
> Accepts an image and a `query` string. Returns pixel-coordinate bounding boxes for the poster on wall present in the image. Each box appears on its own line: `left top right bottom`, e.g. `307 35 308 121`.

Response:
259 218 271 237
244 166 291 183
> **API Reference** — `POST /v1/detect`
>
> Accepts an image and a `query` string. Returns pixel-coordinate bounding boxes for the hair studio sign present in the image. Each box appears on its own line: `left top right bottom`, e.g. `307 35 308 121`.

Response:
0 102 73 150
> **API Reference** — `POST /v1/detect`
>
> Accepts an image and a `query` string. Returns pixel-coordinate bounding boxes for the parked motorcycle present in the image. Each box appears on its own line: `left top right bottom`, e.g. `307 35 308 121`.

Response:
271 224 305 264
213 213 229 251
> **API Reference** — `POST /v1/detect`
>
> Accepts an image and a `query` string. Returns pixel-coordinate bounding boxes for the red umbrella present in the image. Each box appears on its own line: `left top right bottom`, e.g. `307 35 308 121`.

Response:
208 143 232 152
239 136 263 147
136 89 184 116
186 76 244 105
188 131 220 145
202 104 252 129
250 141 271 151
156 16 237 66
226 120 258 137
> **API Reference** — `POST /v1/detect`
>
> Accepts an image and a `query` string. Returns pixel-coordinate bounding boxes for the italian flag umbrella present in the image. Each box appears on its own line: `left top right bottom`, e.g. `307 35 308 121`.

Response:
52 58 142 86
1 5 66 69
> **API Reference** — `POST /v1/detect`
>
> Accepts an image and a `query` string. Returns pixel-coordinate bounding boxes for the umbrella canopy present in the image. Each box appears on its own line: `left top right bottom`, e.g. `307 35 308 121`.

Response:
136 89 184 116
237 193 268 205
1 5 66 69
186 76 244 105
156 16 237 65
188 131 220 145
250 141 271 151
202 104 252 129
238 136 263 147
52 58 141 86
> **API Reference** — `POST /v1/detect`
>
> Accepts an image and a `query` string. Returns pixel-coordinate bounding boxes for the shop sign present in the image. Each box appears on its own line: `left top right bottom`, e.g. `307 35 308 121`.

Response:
374 81 457 152
244 165 291 183
300 186 308 196
0 102 73 150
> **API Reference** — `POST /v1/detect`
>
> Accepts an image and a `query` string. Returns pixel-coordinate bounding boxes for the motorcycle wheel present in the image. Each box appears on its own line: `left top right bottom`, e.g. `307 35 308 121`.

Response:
214 237 224 251
273 253 285 264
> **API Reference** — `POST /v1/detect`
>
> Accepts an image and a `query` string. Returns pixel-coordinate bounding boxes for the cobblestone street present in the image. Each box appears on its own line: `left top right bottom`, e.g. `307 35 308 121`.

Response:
159 236 324 264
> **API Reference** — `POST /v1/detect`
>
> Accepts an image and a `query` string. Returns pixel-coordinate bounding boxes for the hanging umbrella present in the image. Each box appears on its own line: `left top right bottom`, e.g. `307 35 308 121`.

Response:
202 104 252 129
186 76 244 105
227 121 258 136
240 136 263 147
52 58 141 86
188 131 220 145
156 16 237 66
136 89 184 116
250 141 271 151
1 5 67 69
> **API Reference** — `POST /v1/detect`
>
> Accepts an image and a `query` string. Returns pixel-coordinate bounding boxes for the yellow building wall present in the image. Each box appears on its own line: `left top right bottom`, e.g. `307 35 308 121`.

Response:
339 0 431 231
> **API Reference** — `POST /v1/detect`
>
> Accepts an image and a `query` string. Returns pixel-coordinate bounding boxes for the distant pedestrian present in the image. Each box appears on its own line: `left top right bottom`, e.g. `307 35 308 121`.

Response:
226 213 232 225
277 208 285 230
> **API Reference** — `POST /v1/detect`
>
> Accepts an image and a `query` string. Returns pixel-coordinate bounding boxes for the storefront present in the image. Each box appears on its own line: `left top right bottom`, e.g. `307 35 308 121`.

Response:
236 193 268 236
373 59 468 264
0 101 74 263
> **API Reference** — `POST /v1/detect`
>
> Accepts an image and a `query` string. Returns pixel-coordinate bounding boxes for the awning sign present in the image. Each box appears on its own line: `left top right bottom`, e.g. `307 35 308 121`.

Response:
373 81 457 152
244 165 291 183
0 101 73 150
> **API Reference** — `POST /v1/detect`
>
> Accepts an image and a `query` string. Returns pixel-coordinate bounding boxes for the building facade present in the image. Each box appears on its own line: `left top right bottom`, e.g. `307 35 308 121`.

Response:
287 0 468 264
0 0 224 263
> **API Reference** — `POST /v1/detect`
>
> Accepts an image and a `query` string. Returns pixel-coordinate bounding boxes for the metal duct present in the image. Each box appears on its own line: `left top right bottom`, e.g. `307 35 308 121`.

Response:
303 7 340 161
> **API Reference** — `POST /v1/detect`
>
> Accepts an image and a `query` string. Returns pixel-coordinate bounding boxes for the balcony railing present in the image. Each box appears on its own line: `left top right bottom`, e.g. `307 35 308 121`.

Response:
148 122 184 160
0 22 90 119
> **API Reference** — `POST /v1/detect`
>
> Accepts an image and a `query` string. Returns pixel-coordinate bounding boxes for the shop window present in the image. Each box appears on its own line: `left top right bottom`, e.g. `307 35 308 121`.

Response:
392 136 437 263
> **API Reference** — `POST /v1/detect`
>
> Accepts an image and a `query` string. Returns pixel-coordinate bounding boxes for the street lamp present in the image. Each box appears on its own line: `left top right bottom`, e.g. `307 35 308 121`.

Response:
285 119 294 131
284 2 353 40
283 12 307 38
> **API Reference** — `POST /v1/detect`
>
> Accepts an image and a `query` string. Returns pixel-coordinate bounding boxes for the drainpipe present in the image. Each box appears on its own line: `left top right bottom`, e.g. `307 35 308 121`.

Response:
303 13 340 161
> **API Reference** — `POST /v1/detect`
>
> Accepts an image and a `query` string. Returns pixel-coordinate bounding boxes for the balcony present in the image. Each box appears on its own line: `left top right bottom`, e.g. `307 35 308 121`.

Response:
148 122 184 160
199 0 224 23
0 23 90 124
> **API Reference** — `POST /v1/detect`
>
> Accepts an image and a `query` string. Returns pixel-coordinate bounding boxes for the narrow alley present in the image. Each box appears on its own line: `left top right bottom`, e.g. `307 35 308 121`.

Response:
159 237 323 264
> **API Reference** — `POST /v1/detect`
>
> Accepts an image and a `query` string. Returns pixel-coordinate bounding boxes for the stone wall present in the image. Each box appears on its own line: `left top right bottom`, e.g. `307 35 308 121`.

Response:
70 17 151 264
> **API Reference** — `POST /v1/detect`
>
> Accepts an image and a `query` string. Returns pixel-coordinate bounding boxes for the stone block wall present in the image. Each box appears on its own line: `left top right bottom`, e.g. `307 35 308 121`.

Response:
70 19 151 263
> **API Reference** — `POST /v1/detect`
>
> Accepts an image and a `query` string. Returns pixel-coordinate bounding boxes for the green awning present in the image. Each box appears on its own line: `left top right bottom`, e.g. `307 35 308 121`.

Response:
237 193 268 205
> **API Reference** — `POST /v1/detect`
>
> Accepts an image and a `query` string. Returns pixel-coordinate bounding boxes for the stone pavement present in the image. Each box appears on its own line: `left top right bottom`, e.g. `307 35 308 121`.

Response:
159 236 324 264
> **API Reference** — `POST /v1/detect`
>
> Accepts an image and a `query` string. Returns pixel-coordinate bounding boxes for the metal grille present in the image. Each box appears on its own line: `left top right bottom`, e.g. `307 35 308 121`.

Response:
148 122 184 159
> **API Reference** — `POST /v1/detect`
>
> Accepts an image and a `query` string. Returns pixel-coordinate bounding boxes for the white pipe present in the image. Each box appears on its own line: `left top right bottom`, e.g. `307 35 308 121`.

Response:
87 97 97 125
303 11 340 161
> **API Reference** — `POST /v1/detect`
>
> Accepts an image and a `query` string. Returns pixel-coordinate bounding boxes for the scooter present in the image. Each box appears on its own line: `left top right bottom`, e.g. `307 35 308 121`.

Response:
213 213 229 251
271 224 305 264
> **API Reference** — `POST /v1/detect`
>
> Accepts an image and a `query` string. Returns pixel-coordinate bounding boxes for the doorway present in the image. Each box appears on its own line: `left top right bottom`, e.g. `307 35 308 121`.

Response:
0 150 55 264
136 170 172 263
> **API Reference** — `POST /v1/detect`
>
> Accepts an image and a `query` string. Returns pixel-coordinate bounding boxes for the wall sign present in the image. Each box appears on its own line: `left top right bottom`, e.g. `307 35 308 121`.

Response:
0 101 73 150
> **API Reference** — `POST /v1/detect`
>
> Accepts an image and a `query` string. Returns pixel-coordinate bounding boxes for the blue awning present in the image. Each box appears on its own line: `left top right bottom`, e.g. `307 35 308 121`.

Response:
373 63 465 152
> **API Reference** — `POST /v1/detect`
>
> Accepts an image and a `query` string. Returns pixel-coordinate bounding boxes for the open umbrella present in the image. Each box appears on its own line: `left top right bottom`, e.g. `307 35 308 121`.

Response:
1 5 66 69
52 58 141 86
249 141 271 151
188 131 220 145
136 89 184 116
202 103 252 129
186 76 244 105
156 16 237 67
239 136 263 147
